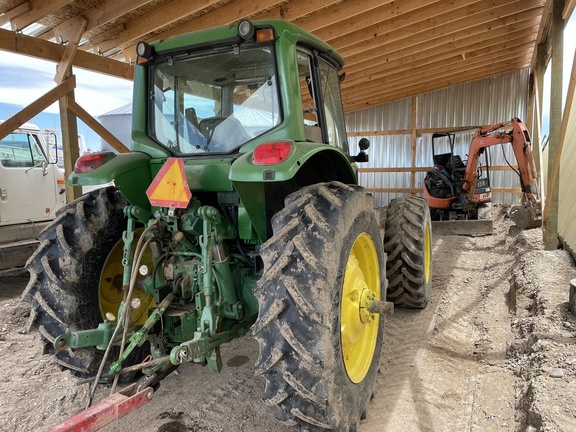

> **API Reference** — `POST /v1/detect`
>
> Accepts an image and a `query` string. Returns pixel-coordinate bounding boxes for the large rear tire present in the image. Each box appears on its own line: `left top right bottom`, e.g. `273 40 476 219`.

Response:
23 187 151 376
252 182 386 431
384 197 432 309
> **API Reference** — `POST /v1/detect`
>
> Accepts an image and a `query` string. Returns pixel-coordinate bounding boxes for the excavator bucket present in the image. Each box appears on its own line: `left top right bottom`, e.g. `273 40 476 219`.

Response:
508 204 542 229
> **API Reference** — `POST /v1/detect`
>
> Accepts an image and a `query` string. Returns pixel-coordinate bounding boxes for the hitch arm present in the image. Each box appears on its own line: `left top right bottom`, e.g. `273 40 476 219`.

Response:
48 383 153 432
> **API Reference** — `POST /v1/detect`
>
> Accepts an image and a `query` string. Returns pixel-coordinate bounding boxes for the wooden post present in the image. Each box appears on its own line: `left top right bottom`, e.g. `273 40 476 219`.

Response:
545 0 565 250
59 75 82 202
533 43 546 175
55 17 88 203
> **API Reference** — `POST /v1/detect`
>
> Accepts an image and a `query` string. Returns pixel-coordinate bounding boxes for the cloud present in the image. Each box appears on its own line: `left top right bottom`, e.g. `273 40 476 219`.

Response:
0 52 133 116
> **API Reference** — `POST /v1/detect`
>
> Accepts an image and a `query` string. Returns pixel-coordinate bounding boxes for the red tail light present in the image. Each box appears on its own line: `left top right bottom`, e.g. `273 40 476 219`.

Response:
252 141 293 165
74 152 116 173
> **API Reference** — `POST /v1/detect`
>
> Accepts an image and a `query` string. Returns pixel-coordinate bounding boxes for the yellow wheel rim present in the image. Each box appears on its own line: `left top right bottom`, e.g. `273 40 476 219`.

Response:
99 229 156 326
341 232 380 383
424 223 431 284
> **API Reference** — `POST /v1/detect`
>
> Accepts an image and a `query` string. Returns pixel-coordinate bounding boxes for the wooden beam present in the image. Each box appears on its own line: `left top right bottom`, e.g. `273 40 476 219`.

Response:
544 0 565 248
362 187 522 194
125 0 336 57
322 0 487 49
365 188 423 194
348 126 480 137
54 16 87 84
340 9 541 84
93 0 229 54
342 50 532 100
531 0 553 70
0 2 30 27
342 48 533 101
10 0 74 31
66 99 130 153
0 28 133 80
564 0 576 18
342 17 539 76
360 168 432 173
85 0 153 33
359 166 521 173
0 75 76 141
292 0 397 32
336 0 544 60
342 30 537 89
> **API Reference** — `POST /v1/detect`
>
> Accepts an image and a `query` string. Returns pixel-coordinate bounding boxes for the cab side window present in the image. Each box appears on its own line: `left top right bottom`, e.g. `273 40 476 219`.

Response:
296 48 349 154
0 133 44 168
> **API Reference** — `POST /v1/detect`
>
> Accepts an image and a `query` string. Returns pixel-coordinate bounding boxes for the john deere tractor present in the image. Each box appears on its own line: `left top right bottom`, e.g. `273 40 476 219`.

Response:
24 20 432 431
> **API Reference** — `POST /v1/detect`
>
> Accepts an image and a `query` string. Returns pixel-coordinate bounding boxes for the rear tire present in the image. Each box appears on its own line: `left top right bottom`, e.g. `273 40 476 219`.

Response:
252 182 386 431
23 187 128 376
384 197 432 309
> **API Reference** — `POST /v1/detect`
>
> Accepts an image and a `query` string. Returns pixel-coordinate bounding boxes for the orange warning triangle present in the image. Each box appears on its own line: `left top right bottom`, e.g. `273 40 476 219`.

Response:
146 158 191 208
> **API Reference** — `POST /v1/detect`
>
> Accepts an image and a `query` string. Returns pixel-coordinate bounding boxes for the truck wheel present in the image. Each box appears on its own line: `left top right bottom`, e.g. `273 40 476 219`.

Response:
384 197 432 308
253 182 386 431
23 187 153 376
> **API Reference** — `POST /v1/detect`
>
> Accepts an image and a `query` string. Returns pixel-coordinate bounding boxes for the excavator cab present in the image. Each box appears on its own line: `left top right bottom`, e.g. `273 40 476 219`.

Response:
425 131 492 216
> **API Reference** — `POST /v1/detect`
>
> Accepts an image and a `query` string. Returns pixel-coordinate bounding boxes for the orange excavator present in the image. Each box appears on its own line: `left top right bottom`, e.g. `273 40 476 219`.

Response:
423 118 542 234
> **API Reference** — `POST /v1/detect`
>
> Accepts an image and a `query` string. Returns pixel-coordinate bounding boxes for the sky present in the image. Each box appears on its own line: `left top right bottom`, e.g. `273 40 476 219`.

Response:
0 51 133 151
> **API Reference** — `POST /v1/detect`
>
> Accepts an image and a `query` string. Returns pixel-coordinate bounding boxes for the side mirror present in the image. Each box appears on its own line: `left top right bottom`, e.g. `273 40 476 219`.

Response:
352 138 370 163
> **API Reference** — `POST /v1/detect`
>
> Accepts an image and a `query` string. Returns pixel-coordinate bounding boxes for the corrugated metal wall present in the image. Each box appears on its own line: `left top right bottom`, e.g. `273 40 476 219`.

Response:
558 93 576 255
346 68 530 207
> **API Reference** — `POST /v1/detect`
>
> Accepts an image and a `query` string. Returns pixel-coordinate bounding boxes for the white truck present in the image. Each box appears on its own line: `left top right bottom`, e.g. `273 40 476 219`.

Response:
0 121 66 269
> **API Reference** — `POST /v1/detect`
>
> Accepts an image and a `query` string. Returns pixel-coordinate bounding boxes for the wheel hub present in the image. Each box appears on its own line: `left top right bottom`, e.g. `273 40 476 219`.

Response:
340 233 380 384
99 229 156 326
359 289 377 324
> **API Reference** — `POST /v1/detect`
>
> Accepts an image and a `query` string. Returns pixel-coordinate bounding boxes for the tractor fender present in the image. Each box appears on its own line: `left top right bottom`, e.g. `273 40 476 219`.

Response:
68 152 152 209
229 142 357 184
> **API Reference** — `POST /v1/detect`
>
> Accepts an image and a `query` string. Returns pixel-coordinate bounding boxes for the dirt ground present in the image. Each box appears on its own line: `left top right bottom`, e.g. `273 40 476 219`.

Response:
0 204 575 432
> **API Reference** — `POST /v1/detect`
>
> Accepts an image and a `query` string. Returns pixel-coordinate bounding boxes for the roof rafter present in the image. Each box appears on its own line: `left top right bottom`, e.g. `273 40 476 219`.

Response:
10 0 74 31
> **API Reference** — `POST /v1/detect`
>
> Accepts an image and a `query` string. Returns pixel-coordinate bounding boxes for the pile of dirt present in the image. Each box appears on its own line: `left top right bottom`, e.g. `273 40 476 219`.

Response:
507 228 576 431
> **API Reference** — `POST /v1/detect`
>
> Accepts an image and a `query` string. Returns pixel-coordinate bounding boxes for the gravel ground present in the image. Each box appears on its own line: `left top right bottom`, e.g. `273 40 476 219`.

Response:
0 204 574 432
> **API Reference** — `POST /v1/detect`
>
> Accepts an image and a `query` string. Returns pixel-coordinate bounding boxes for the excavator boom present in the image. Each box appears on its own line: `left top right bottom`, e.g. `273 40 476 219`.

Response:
424 118 542 234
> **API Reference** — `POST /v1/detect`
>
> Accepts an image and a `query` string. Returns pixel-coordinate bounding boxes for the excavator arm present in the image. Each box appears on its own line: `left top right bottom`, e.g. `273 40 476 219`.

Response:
463 118 541 228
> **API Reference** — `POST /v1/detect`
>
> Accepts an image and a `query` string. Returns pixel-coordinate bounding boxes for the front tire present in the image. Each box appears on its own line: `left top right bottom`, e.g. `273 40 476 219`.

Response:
252 182 386 431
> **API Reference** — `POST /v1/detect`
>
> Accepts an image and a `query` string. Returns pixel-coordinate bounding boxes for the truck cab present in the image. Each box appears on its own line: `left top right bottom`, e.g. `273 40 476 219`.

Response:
0 121 66 268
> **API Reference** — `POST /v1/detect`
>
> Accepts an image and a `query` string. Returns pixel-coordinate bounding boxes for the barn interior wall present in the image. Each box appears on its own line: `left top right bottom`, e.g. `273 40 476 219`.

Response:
346 68 529 207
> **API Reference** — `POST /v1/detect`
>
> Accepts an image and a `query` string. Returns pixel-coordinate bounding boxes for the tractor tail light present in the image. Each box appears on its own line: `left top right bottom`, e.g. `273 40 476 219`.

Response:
74 152 116 173
252 141 293 165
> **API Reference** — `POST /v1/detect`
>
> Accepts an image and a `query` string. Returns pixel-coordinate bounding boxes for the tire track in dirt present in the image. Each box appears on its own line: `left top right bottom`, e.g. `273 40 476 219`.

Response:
99 337 296 432
361 217 516 432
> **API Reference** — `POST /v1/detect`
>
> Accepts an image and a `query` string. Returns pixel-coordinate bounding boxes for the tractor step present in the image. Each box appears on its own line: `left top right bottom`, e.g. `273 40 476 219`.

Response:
48 383 154 432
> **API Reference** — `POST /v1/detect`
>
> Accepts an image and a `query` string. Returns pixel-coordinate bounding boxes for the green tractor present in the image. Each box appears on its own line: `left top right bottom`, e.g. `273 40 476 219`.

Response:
24 20 432 431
